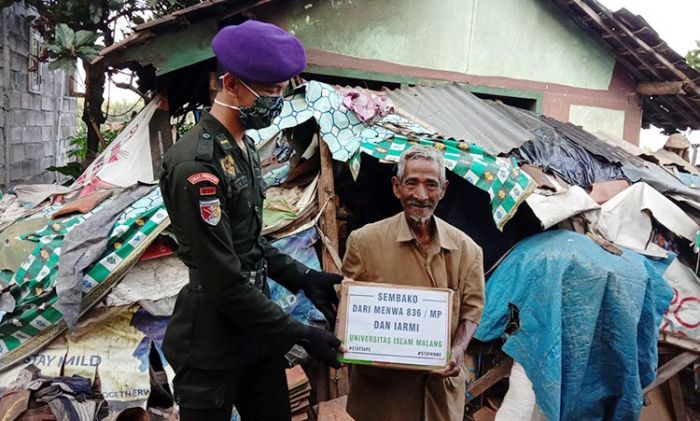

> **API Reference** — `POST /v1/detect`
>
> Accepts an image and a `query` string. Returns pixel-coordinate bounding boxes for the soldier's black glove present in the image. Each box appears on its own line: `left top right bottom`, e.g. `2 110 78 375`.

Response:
301 269 343 326
299 326 342 369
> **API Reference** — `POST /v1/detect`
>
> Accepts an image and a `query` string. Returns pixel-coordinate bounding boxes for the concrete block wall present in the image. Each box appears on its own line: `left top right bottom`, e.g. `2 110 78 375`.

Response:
0 3 78 190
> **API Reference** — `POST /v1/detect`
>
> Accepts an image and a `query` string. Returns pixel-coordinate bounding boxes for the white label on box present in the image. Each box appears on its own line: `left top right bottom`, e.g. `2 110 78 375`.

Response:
341 284 451 367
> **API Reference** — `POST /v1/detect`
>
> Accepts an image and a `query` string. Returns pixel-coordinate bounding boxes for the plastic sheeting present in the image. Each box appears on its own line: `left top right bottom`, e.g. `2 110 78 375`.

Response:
621 163 700 207
72 96 163 190
247 82 397 161
475 230 673 421
525 186 600 229
267 227 326 326
360 135 535 230
661 259 700 340
496 361 546 421
104 255 188 314
677 172 700 189
0 187 169 368
490 102 625 188
516 136 626 188
590 182 699 256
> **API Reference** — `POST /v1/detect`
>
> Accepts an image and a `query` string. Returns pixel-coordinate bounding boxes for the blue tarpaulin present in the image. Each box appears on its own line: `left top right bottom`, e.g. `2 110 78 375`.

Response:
475 230 673 421
267 227 326 325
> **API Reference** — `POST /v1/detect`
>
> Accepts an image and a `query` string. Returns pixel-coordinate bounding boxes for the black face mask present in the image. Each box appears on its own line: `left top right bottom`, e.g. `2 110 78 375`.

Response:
237 95 284 130
215 80 284 130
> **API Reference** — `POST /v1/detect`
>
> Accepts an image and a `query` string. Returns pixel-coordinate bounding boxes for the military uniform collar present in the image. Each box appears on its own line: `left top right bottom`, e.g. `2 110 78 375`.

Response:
199 108 254 153
393 212 458 251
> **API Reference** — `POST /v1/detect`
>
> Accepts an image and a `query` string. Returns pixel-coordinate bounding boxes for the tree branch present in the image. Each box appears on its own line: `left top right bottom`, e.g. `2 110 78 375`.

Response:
107 7 151 24
23 0 50 17
112 80 147 100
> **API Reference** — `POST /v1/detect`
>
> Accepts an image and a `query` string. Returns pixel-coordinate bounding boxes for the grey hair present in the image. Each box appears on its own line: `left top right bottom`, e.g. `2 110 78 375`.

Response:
396 144 446 184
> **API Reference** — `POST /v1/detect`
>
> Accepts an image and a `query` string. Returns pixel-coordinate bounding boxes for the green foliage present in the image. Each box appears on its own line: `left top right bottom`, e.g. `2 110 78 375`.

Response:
687 41 700 72
66 128 119 161
2 0 197 72
45 162 83 179
2 0 195 161
46 127 119 181
104 98 145 124
46 24 100 72
150 0 202 18
176 121 194 139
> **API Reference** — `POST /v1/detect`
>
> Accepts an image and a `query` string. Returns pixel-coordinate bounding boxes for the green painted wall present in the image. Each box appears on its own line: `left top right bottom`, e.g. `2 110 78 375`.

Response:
469 0 614 89
285 0 616 90
287 0 471 74
569 105 626 138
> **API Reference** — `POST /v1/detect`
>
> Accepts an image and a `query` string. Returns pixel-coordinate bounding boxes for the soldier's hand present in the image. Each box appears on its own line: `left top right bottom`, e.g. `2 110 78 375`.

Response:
302 269 343 326
298 326 344 369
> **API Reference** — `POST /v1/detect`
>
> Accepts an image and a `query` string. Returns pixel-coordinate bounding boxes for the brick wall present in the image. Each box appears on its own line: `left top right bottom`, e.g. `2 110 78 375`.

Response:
0 3 77 189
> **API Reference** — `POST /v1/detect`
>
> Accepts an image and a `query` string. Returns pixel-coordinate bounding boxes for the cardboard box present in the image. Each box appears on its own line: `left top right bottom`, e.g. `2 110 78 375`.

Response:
336 280 453 371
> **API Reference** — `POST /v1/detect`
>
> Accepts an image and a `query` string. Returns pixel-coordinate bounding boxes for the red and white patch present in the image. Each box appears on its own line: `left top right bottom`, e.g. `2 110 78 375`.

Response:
199 186 217 196
199 198 221 226
188 172 219 185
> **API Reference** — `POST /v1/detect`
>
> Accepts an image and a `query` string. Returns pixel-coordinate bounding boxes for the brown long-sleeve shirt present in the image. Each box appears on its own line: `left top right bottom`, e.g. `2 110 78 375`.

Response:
342 212 485 421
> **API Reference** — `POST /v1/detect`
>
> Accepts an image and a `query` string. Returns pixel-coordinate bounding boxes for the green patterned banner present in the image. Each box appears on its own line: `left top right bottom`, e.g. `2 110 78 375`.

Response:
360 135 535 230
0 187 169 367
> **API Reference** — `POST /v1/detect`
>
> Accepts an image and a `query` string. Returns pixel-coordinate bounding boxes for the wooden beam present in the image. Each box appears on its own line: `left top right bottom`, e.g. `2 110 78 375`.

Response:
643 352 698 394
311 361 331 405
659 331 700 354
657 96 700 128
643 93 700 131
89 119 107 149
148 95 174 173
466 358 513 401
317 135 341 274
667 375 689 421
330 366 350 399
636 81 687 96
561 0 700 128
567 0 700 97
316 134 348 399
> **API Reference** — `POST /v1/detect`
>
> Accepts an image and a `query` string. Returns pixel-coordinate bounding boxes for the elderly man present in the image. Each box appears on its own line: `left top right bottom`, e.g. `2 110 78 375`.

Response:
342 145 485 421
159 21 343 421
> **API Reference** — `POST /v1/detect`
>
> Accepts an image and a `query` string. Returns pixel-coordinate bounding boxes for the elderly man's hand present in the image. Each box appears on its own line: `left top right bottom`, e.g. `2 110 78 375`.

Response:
433 345 465 378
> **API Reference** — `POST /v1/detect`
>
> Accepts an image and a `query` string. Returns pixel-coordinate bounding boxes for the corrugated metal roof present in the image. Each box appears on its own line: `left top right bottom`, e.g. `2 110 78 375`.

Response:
386 84 533 155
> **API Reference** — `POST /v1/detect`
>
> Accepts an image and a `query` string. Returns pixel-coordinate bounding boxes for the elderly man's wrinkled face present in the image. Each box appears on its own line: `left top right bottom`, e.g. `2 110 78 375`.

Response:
392 158 447 223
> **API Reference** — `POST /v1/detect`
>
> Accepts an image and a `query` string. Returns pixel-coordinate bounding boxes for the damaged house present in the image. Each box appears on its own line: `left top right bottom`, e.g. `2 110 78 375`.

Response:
0 0 699 420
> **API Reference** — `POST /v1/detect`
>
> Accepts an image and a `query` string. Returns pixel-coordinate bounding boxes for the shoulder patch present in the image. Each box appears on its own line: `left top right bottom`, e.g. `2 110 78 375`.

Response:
199 186 217 196
187 172 219 185
220 155 236 177
199 198 221 226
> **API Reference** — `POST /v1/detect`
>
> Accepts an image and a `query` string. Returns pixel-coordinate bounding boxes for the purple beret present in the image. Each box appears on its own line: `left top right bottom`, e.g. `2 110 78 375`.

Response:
212 20 307 84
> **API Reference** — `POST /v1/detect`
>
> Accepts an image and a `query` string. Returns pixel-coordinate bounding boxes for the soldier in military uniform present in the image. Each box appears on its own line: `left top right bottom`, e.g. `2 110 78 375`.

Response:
159 21 345 421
